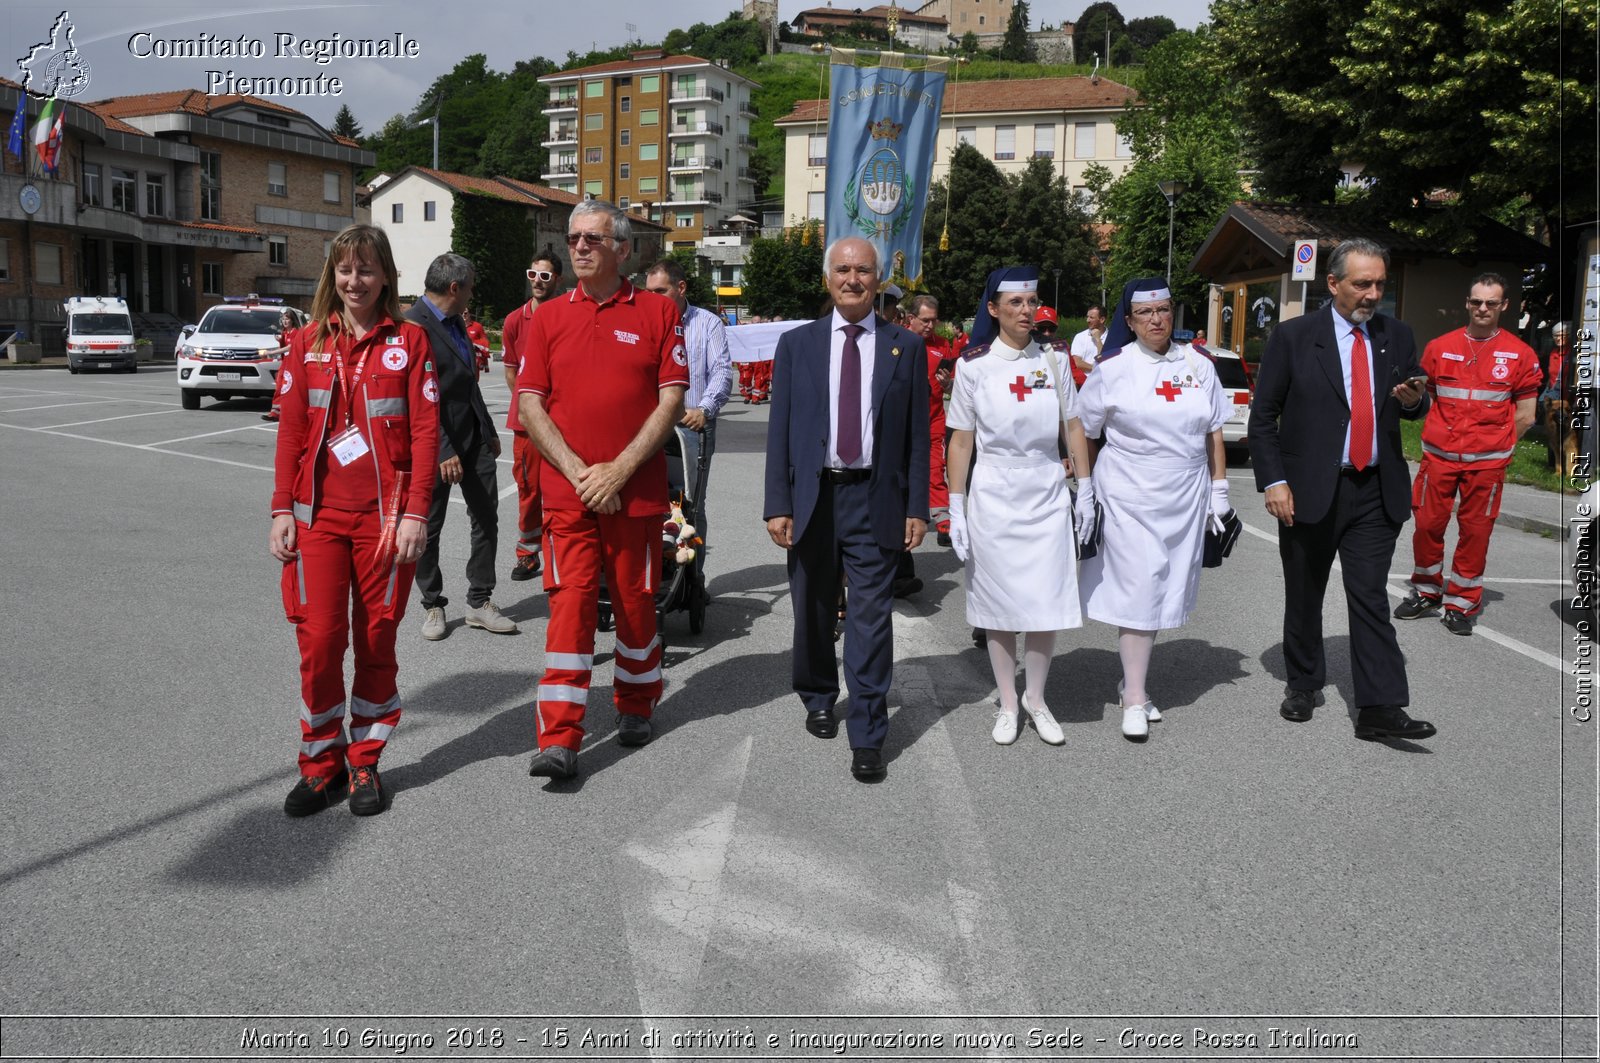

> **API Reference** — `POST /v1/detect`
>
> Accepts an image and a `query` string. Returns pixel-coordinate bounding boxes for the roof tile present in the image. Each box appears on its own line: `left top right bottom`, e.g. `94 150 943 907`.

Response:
776 76 1137 124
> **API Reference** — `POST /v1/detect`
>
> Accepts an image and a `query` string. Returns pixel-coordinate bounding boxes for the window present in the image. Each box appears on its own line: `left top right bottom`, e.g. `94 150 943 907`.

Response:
202 262 222 295
638 176 659 194
145 174 165 217
1033 124 1055 158
36 243 62 285
808 133 827 167
109 168 137 213
423 200 437 221
82 163 102 207
267 161 287 196
620 163 631 179
323 170 340 203
639 143 659 161
619 196 630 208
0 237 9 281
676 211 695 227
586 147 603 164
616 76 632 86
620 96 631 113
640 75 659 94
978 13 985 24
956 126 976 147
1075 122 1096 159
585 113 603 131
585 80 604 97
268 235 288 266
620 129 631 146
584 180 603 197
806 191 825 220
640 109 658 126
1115 134 1133 158
391 203 403 223
994 125 1016 161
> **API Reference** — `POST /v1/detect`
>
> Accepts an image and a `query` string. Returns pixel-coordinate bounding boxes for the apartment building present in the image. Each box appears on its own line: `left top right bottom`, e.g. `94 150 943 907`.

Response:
538 50 760 248
774 76 1138 224
912 0 1014 35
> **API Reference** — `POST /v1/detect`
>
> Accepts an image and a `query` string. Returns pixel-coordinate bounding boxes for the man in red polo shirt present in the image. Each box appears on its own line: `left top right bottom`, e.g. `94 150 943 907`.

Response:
517 201 688 780
502 252 564 582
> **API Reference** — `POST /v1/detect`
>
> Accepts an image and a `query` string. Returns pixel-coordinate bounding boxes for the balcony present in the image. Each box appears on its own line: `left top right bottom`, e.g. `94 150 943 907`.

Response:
668 156 723 172
668 188 723 205
739 100 758 118
669 120 723 138
542 163 578 179
672 83 725 103
737 167 756 183
542 127 578 147
738 135 757 149
545 97 578 115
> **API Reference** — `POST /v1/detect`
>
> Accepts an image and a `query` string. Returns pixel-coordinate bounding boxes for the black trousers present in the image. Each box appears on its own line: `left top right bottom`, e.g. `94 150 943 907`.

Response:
416 442 499 610
1278 467 1409 709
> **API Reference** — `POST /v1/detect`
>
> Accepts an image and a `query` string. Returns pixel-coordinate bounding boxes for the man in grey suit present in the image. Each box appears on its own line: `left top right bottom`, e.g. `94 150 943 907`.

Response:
405 253 517 639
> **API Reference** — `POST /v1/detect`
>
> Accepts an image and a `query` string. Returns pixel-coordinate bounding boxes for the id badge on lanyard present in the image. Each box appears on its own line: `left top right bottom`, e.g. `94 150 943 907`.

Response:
329 343 373 466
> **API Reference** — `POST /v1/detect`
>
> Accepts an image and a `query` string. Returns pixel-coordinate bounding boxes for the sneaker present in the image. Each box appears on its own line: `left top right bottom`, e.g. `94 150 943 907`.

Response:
618 713 653 747
1118 681 1160 722
528 745 578 779
283 767 348 817
420 606 447 641
509 553 542 581
1442 611 1475 636
1121 705 1150 741
1021 693 1065 745
992 707 1020 745
1393 590 1440 620
347 764 390 816
464 600 519 634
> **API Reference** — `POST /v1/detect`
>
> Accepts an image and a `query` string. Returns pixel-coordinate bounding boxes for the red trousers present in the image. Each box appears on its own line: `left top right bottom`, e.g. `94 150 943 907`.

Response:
511 432 543 559
928 419 949 531
280 506 413 776
736 362 755 401
1407 456 1505 616
751 360 772 400
536 508 663 750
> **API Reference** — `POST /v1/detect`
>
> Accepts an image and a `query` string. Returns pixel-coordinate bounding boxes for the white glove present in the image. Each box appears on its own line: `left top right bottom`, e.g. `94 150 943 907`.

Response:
1073 477 1097 546
948 494 970 562
1209 478 1230 534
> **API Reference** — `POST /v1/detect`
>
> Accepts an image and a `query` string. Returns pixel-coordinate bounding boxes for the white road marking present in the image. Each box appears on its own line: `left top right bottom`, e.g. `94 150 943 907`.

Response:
36 408 183 429
0 421 272 472
1236 514 1567 674
0 400 117 413
146 424 273 447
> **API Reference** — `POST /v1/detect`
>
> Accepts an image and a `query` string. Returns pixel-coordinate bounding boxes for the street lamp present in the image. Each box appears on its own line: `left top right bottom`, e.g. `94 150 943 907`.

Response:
1157 178 1187 285
1052 267 1061 309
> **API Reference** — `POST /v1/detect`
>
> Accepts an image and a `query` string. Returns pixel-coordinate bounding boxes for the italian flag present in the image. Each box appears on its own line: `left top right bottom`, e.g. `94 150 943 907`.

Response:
33 98 62 173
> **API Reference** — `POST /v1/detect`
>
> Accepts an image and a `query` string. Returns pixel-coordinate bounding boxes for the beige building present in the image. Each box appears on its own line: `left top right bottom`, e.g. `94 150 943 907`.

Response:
774 76 1138 226
913 0 1014 35
538 50 760 249
790 5 952 51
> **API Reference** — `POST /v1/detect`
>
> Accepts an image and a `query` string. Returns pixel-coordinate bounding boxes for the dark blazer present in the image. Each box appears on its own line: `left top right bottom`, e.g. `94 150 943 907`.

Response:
403 299 497 462
763 314 931 550
1248 304 1427 525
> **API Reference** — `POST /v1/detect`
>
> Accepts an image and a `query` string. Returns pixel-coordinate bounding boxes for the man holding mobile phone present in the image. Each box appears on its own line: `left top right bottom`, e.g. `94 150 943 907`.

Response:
1394 273 1541 634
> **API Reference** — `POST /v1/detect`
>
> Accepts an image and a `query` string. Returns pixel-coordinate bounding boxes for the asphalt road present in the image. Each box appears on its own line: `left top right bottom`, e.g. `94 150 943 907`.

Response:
0 366 1594 1062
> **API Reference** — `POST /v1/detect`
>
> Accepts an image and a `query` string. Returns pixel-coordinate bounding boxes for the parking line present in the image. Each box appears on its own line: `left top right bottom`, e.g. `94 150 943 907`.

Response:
36 408 182 429
1235 513 1567 674
146 424 271 447
0 400 117 413
0 420 272 472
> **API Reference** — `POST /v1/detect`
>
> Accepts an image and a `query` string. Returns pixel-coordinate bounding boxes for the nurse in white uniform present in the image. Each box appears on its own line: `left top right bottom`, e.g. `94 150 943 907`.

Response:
1074 278 1233 742
946 266 1094 746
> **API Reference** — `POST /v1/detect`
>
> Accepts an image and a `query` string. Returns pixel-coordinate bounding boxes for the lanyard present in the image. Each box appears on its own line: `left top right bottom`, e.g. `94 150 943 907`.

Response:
331 339 373 429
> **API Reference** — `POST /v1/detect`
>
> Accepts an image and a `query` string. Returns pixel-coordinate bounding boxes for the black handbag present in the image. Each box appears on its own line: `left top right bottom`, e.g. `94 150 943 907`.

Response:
1203 508 1242 568
1074 498 1102 561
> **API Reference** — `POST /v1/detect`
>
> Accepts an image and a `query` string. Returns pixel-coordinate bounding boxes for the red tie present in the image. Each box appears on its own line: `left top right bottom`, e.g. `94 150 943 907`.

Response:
1349 327 1373 470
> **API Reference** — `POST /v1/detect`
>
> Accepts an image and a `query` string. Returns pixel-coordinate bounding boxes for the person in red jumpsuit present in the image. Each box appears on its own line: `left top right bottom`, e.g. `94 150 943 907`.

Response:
516 201 688 782
464 311 491 376
269 224 440 816
502 253 564 582
906 293 954 543
1395 272 1540 635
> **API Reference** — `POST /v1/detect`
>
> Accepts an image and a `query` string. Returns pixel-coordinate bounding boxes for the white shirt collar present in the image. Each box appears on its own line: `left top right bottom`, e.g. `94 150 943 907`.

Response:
832 309 877 335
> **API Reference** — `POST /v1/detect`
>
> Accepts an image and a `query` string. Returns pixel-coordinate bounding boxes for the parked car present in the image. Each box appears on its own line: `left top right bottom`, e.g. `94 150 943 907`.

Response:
176 296 305 410
1191 341 1253 453
63 295 137 373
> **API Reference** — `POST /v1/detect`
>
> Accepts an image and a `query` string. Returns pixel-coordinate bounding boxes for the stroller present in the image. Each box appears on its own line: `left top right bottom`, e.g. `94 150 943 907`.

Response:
596 425 710 650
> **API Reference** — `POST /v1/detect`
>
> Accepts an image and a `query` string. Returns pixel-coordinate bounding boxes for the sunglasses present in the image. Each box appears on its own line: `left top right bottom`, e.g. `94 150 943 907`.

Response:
527 269 555 282
1466 298 1504 309
566 232 613 248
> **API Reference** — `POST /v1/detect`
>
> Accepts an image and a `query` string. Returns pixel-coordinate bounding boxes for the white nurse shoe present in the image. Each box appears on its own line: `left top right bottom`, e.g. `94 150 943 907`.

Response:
1118 680 1161 721
1121 704 1150 741
992 708 1020 745
1021 693 1065 745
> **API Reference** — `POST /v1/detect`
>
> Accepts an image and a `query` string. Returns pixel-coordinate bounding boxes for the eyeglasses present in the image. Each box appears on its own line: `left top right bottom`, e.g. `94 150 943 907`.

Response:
527 269 555 282
1131 306 1175 319
1466 298 1504 309
566 232 613 248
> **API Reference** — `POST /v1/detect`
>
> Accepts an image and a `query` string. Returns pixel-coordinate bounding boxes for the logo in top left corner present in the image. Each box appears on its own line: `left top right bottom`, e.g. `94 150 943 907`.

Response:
17 11 93 100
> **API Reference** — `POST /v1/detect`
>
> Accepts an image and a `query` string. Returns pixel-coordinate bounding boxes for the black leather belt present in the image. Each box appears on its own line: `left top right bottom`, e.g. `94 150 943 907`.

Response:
822 467 871 484
1339 464 1377 476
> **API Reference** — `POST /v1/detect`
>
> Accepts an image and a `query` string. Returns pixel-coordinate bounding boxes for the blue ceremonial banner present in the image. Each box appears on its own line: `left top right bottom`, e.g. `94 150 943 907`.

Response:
6 93 25 159
824 49 948 284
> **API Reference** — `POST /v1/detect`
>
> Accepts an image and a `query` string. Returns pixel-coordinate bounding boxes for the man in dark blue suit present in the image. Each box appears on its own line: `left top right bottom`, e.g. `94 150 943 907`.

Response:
763 237 930 780
1248 237 1435 742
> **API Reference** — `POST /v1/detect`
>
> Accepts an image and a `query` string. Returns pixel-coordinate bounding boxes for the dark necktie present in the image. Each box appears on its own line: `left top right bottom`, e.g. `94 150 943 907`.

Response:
1350 326 1373 470
837 323 864 465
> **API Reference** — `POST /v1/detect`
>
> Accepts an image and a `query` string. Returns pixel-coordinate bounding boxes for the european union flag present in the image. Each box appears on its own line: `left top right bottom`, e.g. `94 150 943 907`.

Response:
6 93 24 159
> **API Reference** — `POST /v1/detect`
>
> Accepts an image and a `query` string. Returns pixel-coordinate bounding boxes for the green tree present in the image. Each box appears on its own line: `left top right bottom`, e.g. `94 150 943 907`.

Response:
743 222 825 319
1005 156 1100 314
960 31 980 54
331 103 361 140
480 59 554 181
1072 2 1126 65
1000 0 1035 62
660 246 717 308
919 144 1016 321
1124 16 1176 55
451 194 535 321
664 16 766 67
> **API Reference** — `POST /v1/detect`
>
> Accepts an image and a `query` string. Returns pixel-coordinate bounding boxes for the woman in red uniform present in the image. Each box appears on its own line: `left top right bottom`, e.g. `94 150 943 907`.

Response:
268 224 439 817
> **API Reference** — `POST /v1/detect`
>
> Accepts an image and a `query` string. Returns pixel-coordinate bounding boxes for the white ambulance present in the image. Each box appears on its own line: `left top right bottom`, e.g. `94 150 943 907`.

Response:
63 295 138 373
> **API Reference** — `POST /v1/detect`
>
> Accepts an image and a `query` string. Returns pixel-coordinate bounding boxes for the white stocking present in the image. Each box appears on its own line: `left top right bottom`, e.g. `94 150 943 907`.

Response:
986 630 1019 713
1023 631 1056 707
1118 627 1156 706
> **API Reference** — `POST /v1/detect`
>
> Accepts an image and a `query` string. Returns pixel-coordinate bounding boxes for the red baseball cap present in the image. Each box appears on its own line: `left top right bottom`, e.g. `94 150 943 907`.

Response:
1034 306 1059 326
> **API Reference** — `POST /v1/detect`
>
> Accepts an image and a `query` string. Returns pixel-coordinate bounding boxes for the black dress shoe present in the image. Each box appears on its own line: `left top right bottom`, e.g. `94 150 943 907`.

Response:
805 708 838 739
850 747 885 780
1280 688 1322 722
1354 706 1437 741
892 576 923 598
